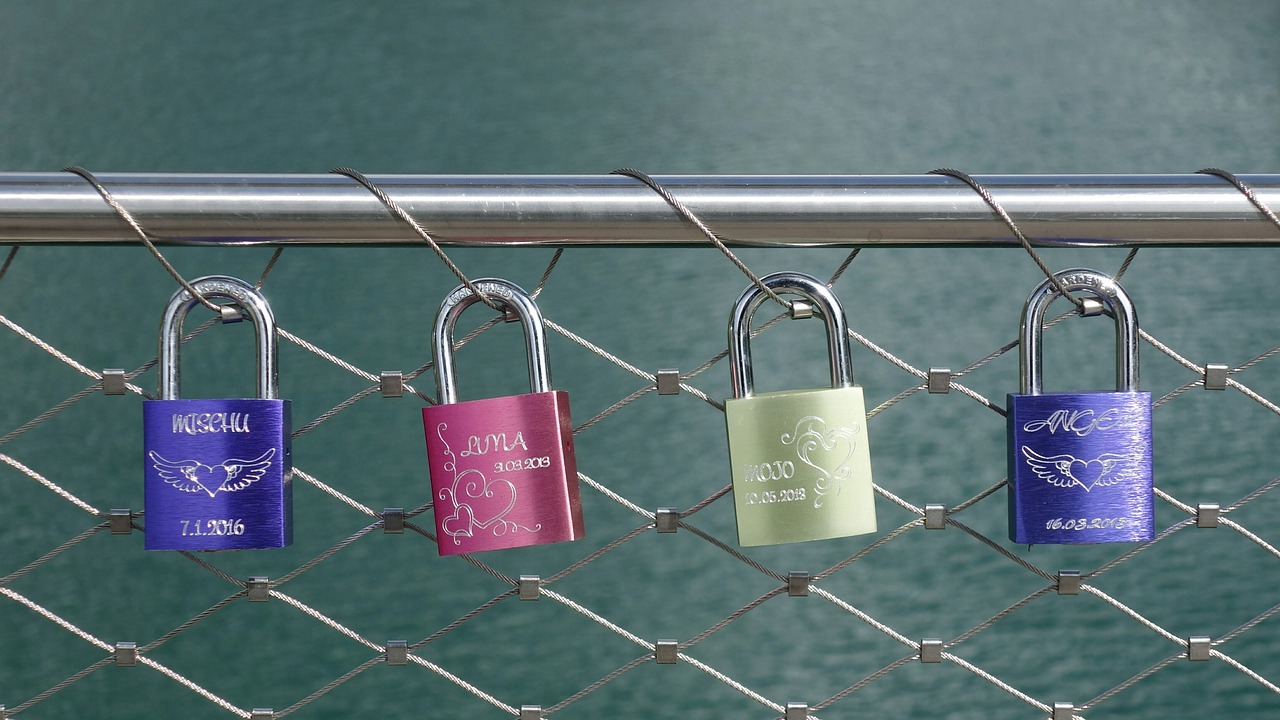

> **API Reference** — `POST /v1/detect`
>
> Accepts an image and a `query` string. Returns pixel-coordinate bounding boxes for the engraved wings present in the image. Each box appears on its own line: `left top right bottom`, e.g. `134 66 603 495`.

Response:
1021 446 1129 492
149 448 276 497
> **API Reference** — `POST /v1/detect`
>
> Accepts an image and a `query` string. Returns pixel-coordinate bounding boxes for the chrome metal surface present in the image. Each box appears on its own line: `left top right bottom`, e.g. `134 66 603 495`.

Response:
2 173 1279 246
1188 636 1212 661
655 507 679 533
787 571 810 597
518 576 541 601
247 577 270 602
102 368 126 395
920 639 943 663
654 640 678 664
927 367 952 395
114 642 137 667
924 504 947 530
382 508 405 534
1196 503 1221 529
432 278 551 406
1057 570 1082 596
656 368 681 395
1019 268 1139 395
729 272 854 399
385 640 408 666
108 509 133 535
379 370 405 398
158 276 279 400
1204 363 1229 391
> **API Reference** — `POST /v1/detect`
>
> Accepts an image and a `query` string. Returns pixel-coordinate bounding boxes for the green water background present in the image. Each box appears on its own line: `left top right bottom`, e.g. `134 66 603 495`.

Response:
1 2 1278 718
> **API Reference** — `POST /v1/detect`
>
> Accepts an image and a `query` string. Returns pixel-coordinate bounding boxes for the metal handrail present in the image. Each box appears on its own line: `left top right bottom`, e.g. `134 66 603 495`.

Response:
1 172 1278 246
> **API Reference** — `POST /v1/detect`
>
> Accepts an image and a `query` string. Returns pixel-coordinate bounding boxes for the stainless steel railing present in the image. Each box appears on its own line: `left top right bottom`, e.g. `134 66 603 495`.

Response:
1 172 1278 246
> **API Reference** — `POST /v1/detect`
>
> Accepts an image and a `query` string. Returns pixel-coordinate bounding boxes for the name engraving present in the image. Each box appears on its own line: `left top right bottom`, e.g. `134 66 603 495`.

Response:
743 460 795 483
171 412 251 435
1021 408 1118 437
460 431 528 457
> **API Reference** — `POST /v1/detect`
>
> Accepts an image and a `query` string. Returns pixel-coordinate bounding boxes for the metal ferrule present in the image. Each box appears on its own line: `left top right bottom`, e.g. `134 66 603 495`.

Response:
728 272 854 399
1019 268 1139 395
158 276 278 400
432 278 551 405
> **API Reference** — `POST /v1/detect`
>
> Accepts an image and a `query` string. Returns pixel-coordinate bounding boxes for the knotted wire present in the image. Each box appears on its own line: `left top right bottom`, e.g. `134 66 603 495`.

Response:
611 168 795 313
1198 168 1280 231
62 166 231 318
929 168 1087 313
330 167 503 313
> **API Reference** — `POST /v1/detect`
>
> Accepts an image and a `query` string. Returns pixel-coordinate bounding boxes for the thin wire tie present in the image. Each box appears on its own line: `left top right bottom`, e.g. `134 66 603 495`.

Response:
0 246 18 285
62 166 228 317
330 167 503 313
256 247 284 289
612 168 795 313
929 168 1086 312
1198 168 1280 230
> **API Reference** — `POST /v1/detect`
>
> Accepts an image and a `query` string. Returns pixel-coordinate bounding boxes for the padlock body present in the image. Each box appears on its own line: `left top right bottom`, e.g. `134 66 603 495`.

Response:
726 386 876 546
423 390 582 555
143 399 293 551
1008 391 1153 544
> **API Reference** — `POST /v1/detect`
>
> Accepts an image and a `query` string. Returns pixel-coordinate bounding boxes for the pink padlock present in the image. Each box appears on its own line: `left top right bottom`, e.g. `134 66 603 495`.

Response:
423 278 584 555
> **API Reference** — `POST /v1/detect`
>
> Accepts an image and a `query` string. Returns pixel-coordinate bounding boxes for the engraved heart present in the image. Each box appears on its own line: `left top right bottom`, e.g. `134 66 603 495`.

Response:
1069 459 1107 491
458 474 518 529
782 416 858 507
441 503 476 539
796 429 855 478
193 464 229 496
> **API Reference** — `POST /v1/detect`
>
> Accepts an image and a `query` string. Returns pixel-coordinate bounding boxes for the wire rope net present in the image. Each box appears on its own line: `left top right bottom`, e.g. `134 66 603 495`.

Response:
0 178 1277 720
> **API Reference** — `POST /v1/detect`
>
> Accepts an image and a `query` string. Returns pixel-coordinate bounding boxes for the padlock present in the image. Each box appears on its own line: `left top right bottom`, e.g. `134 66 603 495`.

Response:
143 276 292 551
725 272 877 547
423 278 583 555
1008 268 1153 544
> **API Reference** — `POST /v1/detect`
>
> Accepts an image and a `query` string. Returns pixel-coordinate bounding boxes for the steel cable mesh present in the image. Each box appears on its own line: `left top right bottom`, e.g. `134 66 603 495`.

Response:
0 243 1276 720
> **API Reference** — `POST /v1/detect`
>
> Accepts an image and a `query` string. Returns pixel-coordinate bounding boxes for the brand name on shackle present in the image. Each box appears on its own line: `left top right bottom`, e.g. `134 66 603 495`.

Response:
171 412 251 435
445 282 515 307
1022 408 1118 437
1060 273 1117 298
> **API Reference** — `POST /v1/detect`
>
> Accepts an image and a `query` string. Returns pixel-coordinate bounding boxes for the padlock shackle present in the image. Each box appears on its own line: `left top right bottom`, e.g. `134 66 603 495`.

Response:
728 271 854 399
158 275 279 400
433 278 551 405
1020 268 1139 395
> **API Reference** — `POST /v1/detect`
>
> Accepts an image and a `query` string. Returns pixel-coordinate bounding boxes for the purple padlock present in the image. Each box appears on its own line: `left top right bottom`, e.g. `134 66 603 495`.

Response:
143 276 292 551
423 279 583 556
1008 268 1153 544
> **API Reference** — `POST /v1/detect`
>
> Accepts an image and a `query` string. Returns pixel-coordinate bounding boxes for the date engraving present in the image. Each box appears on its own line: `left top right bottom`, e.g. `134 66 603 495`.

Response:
743 487 807 505
494 456 552 473
180 518 246 536
1044 516 1136 531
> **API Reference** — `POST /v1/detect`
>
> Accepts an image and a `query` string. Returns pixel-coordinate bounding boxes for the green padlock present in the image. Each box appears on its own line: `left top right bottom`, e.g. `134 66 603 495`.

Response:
724 272 877 547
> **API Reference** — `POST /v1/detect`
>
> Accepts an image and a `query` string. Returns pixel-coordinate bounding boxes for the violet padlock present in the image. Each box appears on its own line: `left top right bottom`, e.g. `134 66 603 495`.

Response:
423 278 584 555
1008 268 1153 544
725 272 877 547
143 276 292 551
